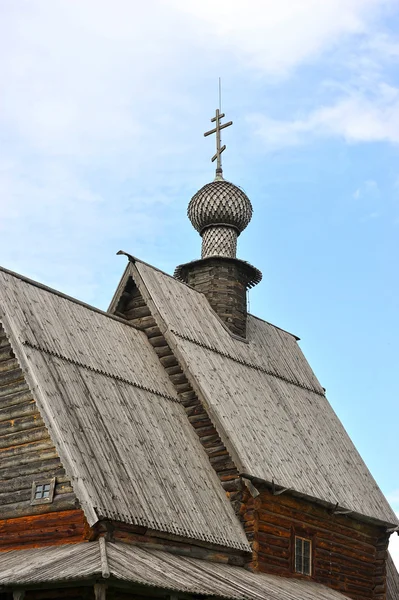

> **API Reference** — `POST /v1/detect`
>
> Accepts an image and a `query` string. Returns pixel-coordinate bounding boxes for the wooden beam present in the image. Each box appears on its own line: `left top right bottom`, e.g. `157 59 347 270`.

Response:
94 583 107 600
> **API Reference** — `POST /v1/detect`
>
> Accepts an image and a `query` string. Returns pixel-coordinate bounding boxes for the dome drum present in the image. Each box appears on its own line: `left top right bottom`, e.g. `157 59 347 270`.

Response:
201 226 237 259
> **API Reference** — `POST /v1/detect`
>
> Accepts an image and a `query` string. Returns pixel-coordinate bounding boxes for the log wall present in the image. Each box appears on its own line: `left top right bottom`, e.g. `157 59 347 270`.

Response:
0 323 84 549
250 486 389 600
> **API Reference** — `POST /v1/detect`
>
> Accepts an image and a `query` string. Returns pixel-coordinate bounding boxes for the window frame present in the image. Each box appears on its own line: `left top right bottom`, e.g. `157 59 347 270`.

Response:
30 477 56 506
292 532 313 577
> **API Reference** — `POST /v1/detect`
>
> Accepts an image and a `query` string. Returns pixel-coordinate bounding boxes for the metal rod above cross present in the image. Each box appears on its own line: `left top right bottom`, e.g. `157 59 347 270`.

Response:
204 109 233 178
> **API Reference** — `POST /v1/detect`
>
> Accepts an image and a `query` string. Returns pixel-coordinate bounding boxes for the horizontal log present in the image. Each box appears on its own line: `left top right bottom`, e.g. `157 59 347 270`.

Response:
0 346 14 362
175 382 192 394
254 552 290 569
0 400 38 423
316 559 374 583
221 479 242 493
205 445 228 458
258 521 291 537
149 335 168 348
188 412 208 424
219 471 240 482
159 354 178 368
0 446 59 471
0 332 9 348
316 574 373 598
0 487 32 506
195 424 219 438
186 404 207 418
0 366 23 387
0 470 67 494
144 325 162 339
132 316 156 330
258 492 380 543
315 545 376 567
125 296 147 310
0 413 44 436
0 482 73 506
317 536 376 561
257 531 290 548
153 345 172 358
256 544 290 560
0 456 63 481
0 378 29 399
180 390 197 404
169 372 188 386
0 425 50 450
0 509 89 551
0 508 83 532
213 460 237 473
0 493 77 520
125 305 151 319
257 488 377 544
0 389 33 409
202 434 223 448
255 559 291 576
258 510 298 532
165 365 183 376
0 437 54 460
209 453 231 465
0 357 19 374
55 482 74 495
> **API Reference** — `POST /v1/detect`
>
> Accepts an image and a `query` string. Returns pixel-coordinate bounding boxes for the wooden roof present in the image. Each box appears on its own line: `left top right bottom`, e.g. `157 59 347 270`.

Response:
0 266 250 551
126 258 397 526
0 539 351 600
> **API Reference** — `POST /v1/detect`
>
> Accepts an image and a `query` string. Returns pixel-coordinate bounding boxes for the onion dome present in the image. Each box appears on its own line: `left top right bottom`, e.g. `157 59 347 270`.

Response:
185 108 255 259
188 180 253 235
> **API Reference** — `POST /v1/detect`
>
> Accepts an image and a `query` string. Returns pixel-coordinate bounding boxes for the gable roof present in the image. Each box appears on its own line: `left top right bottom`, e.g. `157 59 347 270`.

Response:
0 539 351 600
125 257 397 526
0 266 249 552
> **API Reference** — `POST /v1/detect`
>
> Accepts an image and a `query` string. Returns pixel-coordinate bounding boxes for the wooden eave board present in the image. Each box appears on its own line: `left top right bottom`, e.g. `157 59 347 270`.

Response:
132 259 398 526
0 267 249 551
0 540 351 600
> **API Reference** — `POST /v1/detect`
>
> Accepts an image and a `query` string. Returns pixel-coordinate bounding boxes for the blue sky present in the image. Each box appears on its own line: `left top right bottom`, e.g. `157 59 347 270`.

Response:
1 0 398 565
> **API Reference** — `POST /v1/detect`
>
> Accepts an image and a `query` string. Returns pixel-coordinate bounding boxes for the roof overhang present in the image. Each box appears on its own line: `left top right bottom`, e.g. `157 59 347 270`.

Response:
0 540 352 600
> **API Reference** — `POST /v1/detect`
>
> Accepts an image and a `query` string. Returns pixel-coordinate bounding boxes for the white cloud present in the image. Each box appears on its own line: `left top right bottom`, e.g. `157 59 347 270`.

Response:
0 0 397 299
249 83 399 148
170 0 394 74
353 180 379 199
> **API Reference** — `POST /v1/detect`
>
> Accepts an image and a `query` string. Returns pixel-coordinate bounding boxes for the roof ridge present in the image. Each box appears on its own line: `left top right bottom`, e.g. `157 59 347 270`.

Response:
170 328 324 397
117 251 205 295
22 339 179 402
0 264 138 330
247 313 300 341
119 254 299 342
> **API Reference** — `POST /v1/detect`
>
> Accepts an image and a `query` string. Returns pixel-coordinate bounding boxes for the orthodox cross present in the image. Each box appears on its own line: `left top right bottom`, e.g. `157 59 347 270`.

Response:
204 109 233 178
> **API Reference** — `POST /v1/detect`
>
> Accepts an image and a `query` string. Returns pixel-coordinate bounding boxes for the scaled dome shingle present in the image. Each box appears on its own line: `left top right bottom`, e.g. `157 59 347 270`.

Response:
188 180 253 234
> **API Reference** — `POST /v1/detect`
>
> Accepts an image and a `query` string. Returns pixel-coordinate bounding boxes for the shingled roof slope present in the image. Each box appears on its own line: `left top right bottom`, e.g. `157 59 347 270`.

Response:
129 258 397 526
0 540 351 600
0 267 250 551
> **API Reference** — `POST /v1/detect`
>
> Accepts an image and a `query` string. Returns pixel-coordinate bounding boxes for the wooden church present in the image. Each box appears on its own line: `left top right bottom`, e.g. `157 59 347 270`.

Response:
0 110 398 600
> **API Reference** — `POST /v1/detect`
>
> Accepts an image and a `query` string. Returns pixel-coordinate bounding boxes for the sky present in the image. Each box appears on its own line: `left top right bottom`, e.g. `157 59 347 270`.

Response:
0 0 398 567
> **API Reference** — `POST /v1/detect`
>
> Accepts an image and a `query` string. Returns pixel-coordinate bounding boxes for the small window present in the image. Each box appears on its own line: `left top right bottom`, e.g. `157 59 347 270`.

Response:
31 478 56 505
295 536 312 575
